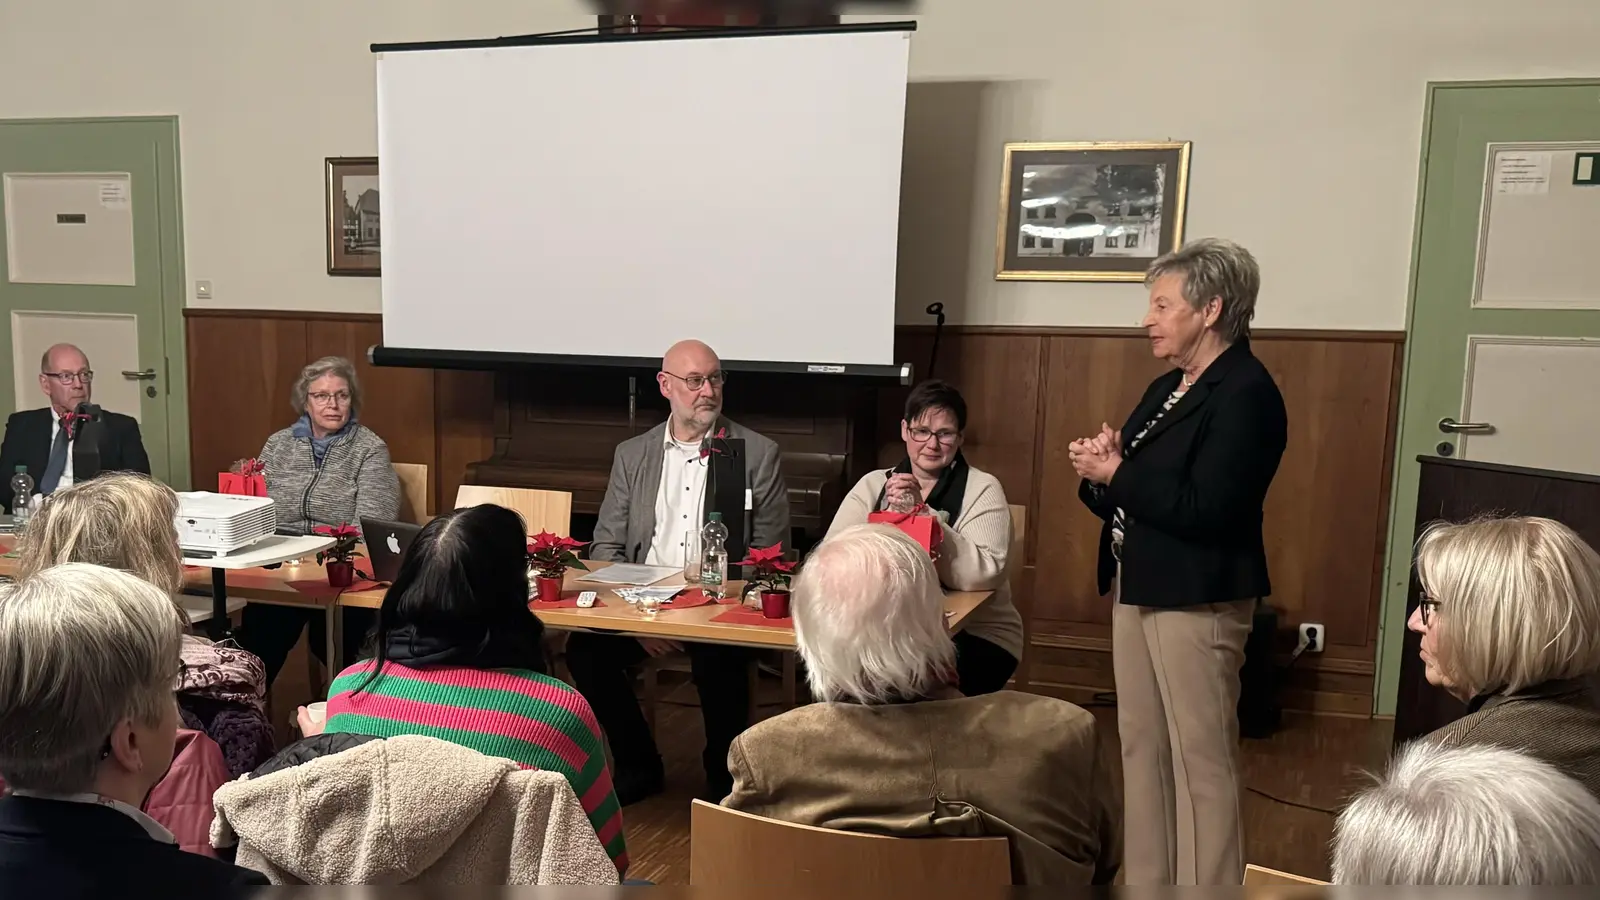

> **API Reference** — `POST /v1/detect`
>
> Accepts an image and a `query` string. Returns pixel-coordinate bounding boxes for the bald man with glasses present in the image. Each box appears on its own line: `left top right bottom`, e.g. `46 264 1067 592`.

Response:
565 339 791 807
1 344 150 513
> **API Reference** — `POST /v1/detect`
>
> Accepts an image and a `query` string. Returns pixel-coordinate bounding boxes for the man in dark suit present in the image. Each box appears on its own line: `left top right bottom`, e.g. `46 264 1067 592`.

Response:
0 343 150 513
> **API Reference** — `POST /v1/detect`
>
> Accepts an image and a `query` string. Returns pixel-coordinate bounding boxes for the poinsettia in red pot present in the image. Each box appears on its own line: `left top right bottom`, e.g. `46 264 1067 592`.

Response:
738 543 796 618
314 523 363 588
527 531 589 603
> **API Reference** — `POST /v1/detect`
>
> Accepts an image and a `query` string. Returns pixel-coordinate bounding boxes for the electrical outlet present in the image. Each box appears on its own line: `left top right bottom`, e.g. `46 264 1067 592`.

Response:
1298 622 1324 653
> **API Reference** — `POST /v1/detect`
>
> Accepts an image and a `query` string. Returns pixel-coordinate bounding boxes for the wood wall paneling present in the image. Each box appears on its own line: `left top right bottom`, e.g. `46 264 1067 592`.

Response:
185 315 307 489
184 311 1403 714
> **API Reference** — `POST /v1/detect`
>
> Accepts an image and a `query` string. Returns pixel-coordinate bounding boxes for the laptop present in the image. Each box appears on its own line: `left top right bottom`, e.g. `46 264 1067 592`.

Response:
361 517 422 584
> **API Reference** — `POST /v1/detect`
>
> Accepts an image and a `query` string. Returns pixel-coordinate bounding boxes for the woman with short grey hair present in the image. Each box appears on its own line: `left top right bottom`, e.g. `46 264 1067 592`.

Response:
1333 741 1600 884
0 564 266 888
1068 237 1288 885
723 524 1120 884
245 355 400 685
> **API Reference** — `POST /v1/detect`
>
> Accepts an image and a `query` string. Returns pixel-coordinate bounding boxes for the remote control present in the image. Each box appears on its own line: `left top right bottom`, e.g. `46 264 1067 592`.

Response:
576 591 598 608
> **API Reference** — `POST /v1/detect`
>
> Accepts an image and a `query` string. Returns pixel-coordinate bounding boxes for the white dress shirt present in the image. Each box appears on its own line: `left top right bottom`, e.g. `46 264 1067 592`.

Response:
48 411 75 490
644 434 709 568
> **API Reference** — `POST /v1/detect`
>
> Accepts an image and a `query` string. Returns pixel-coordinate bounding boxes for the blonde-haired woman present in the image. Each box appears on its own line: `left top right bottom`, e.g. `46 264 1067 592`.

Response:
18 473 275 778
1410 514 1600 796
18 472 188 619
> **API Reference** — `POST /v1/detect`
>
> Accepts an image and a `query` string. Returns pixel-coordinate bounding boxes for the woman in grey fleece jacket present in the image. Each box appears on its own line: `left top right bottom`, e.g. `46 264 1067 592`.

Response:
825 380 1024 696
241 356 400 684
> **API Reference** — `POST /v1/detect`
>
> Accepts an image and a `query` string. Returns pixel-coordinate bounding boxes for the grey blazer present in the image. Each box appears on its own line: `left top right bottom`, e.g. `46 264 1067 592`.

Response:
591 418 790 564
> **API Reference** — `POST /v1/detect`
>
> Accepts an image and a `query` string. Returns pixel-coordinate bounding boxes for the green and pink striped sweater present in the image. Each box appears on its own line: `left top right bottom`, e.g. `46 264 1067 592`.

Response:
324 661 628 872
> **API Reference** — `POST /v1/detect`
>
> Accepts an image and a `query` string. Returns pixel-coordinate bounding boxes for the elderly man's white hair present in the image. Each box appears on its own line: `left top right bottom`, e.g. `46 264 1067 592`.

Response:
1332 740 1600 884
792 523 955 704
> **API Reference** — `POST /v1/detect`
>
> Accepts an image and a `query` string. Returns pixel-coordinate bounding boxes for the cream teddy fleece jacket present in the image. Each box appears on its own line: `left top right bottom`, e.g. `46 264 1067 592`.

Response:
210 734 619 885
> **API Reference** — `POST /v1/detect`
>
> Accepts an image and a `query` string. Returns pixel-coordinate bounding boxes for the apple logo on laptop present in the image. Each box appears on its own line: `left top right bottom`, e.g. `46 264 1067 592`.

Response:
386 532 400 554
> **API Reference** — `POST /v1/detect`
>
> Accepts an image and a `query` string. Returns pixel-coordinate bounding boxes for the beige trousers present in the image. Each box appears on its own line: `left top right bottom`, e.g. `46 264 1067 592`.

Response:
1112 581 1255 885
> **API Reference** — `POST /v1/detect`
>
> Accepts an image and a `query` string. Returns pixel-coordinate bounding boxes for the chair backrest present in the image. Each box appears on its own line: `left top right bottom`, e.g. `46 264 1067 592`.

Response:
689 799 1012 888
454 485 572 536
1242 863 1329 886
392 462 428 525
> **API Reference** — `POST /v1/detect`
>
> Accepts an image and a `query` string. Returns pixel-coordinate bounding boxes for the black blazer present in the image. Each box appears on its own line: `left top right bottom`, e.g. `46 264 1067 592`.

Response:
1078 339 1288 609
0 794 267 895
0 407 151 512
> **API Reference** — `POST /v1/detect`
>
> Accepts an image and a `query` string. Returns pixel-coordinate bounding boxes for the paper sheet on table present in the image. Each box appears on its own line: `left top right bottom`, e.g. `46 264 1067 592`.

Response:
616 586 687 604
575 563 682 585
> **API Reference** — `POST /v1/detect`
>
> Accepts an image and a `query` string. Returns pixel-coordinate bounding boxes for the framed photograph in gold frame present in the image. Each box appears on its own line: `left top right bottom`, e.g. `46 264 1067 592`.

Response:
995 141 1191 282
325 156 380 277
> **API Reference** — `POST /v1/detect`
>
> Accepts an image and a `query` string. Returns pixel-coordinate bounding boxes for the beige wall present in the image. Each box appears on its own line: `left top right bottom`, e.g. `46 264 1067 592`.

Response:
4 0 1599 327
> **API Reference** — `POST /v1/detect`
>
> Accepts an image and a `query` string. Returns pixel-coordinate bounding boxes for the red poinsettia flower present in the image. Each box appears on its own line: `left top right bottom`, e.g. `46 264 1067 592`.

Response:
527 531 590 578
699 427 729 459
738 542 795 594
313 522 363 565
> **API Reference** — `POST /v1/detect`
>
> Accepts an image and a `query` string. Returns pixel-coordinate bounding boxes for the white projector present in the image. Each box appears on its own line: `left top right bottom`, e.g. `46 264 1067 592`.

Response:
175 492 278 557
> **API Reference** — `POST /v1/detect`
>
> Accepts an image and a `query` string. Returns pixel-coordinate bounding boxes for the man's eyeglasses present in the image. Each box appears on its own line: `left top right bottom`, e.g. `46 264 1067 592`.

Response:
663 371 726 392
1417 592 1442 626
43 370 93 385
908 426 961 445
308 391 352 407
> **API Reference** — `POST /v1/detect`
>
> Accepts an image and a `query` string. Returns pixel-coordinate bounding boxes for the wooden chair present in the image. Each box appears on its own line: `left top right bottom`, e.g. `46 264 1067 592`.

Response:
1242 863 1329 886
453 485 572 535
1006 504 1026 686
689 799 1012 888
392 462 428 525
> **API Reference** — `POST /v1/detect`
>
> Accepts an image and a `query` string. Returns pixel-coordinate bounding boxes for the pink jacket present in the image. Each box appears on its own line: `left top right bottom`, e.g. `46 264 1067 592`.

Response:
143 729 230 857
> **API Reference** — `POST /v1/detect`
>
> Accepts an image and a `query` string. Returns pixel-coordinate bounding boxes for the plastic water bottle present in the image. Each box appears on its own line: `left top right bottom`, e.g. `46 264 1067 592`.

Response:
10 466 34 531
699 512 728 600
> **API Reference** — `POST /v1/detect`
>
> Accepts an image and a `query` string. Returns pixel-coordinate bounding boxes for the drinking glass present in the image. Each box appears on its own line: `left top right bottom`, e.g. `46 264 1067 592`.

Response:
638 595 663 619
682 530 702 583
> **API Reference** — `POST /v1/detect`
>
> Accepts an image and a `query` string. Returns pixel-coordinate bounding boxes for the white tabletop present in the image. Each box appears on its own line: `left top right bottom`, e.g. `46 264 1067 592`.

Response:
181 534 334 570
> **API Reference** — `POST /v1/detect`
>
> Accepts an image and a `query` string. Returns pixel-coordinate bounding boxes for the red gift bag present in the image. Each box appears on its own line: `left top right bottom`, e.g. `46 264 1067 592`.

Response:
867 505 943 560
218 458 268 497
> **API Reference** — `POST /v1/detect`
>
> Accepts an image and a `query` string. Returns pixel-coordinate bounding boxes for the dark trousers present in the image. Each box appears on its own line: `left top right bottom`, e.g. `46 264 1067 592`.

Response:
238 604 376 687
564 632 752 796
953 631 1018 696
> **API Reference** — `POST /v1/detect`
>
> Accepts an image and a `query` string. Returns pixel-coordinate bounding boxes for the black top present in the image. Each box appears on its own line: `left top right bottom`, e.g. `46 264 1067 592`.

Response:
0 406 151 513
1078 339 1288 609
0 794 267 896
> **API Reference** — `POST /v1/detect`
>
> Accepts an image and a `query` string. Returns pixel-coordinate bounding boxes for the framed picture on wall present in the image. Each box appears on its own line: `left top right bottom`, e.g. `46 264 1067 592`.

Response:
995 141 1191 282
325 156 380 277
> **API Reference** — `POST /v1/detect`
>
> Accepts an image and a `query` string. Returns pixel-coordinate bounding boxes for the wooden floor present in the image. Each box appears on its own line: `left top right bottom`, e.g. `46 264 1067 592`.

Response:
268 636 1393 885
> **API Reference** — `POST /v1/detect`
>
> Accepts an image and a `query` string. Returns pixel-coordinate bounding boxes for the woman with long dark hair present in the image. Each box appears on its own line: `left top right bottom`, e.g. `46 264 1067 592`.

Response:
305 504 627 873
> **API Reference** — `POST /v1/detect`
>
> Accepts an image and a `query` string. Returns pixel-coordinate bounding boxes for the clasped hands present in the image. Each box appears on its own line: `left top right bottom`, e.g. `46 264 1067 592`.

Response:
882 472 931 515
1069 422 1123 485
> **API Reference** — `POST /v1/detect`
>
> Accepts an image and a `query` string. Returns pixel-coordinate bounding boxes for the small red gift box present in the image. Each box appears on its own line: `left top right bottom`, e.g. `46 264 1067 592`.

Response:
219 458 267 497
867 505 943 559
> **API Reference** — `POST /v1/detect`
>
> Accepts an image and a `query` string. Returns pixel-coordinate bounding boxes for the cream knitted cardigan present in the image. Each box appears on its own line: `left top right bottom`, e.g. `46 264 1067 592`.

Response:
827 466 1024 659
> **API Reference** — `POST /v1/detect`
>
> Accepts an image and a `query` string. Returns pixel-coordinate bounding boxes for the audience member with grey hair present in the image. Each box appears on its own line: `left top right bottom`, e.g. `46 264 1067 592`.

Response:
0 564 267 890
245 355 400 685
1068 237 1287 885
723 524 1121 885
1333 741 1600 884
1409 514 1600 797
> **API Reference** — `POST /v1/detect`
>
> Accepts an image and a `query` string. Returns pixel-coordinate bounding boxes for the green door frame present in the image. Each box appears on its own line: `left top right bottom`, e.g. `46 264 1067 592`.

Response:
1373 78 1600 715
0 115 191 489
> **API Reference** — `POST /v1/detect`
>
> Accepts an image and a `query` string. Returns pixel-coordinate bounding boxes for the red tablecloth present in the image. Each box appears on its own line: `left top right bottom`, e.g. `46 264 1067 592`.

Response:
710 606 793 629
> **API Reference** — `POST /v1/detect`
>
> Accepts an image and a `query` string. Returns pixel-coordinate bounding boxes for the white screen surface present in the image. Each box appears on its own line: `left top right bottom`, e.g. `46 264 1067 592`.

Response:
376 28 911 367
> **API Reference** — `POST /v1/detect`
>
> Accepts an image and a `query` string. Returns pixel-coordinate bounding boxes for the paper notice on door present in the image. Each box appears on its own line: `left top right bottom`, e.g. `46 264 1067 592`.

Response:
98 180 130 210
1493 152 1552 195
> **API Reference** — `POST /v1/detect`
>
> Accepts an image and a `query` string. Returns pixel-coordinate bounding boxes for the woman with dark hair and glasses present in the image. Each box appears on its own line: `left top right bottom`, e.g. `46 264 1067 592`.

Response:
824 379 1023 695
300 504 628 874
